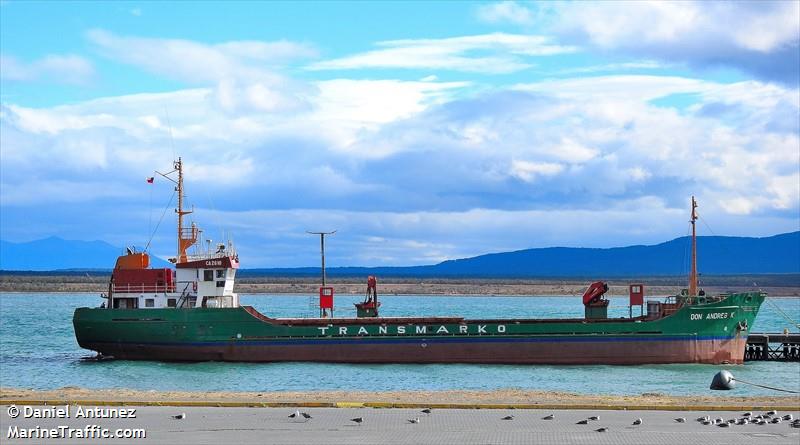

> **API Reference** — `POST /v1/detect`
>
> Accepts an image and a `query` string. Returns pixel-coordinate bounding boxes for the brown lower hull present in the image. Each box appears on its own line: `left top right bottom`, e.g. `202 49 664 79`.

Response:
85 336 747 365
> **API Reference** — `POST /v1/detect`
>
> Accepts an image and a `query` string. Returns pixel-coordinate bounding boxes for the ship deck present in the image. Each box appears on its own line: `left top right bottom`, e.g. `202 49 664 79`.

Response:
244 306 652 326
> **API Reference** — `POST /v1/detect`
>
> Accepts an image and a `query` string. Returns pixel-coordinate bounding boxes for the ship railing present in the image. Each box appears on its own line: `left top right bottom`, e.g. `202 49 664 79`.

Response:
112 284 176 294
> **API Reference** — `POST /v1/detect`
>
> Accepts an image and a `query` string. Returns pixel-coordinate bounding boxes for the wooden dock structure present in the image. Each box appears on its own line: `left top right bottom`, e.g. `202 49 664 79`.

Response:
745 333 800 361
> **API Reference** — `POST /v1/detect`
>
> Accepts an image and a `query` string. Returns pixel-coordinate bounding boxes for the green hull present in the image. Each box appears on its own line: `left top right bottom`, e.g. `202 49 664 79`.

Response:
73 292 764 364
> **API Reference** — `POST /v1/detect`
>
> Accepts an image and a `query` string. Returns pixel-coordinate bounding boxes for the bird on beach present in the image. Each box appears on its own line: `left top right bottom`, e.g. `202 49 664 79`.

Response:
288 410 312 421
595 427 608 432
696 415 709 422
714 417 724 424
702 420 712 426
770 417 782 424
171 413 186 420
421 408 432 415
633 418 642 425
501 415 515 421
736 418 748 425
742 412 752 417
588 415 599 421
767 410 778 416
351 417 363 426
674 417 686 423
576 419 589 425
782 414 793 421
718 422 730 428
407 417 420 424
542 414 555 420
727 419 736 424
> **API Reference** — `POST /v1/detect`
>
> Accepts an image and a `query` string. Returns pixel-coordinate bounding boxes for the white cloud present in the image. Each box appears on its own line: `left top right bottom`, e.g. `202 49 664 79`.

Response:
87 29 316 83
0 53 94 85
86 29 317 114
548 1 800 84
513 74 711 102
510 160 563 181
476 1 535 26
307 33 575 73
549 60 664 75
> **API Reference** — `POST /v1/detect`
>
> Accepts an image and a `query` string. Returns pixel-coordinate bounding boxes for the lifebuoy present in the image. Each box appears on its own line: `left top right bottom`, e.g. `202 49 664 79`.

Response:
192 282 198 292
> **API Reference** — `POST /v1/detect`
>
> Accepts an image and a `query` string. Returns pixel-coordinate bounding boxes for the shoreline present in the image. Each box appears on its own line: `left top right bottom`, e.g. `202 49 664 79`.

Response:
1 278 798 297
3 387 799 411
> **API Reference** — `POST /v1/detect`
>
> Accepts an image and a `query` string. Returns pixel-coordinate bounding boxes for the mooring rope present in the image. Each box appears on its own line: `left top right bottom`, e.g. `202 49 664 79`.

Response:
734 377 800 394
764 297 800 330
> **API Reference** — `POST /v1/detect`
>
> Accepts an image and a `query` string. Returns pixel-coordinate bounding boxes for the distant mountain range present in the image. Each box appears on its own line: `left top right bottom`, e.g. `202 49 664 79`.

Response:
0 236 173 271
1 232 797 277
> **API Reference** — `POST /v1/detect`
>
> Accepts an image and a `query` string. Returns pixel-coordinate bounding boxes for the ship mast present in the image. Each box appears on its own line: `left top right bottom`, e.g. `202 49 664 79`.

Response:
174 158 197 263
689 196 698 296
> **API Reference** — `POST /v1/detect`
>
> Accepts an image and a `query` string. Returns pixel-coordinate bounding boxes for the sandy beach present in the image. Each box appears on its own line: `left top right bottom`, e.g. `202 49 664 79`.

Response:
3 387 798 410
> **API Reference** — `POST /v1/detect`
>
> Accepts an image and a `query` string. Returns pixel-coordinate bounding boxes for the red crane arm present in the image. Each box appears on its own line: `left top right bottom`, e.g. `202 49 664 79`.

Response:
582 281 609 306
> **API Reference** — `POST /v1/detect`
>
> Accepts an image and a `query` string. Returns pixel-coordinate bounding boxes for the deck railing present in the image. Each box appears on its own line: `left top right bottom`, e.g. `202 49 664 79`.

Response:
112 284 176 294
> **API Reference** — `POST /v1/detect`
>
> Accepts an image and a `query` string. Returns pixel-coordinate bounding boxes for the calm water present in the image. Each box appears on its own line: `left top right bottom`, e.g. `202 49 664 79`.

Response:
1 293 798 396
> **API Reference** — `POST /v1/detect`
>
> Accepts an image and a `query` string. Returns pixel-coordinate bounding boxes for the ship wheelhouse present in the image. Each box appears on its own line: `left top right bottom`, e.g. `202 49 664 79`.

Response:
104 157 240 311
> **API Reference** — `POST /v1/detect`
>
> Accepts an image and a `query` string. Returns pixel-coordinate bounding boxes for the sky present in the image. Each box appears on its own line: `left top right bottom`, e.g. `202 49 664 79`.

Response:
1 1 798 268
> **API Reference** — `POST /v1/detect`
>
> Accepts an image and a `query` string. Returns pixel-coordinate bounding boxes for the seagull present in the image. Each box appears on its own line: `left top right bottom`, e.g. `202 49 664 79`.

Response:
696 415 709 422
288 410 312 421
742 412 752 417
675 417 686 423
501 415 515 421
542 414 555 420
714 417 724 424
727 419 736 424
718 422 730 428
595 427 609 432
171 413 186 420
351 417 363 426
588 415 599 421
421 408 432 415
737 418 748 425
407 417 420 424
770 417 781 424
576 419 589 425
782 414 793 421
702 420 712 425
767 410 777 416
633 418 643 425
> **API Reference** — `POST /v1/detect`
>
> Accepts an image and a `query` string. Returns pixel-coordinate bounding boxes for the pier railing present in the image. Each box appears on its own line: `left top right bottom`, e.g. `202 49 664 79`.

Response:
745 333 800 361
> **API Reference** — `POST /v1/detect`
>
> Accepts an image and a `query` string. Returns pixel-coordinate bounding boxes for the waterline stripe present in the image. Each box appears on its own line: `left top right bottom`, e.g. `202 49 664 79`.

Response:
88 334 740 348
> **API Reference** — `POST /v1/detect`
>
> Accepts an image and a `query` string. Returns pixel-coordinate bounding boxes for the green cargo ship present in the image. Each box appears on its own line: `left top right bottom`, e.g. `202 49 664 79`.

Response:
73 161 764 364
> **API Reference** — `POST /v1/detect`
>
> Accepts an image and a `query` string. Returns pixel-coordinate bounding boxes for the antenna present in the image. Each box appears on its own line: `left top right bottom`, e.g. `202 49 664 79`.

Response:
307 231 336 286
689 196 698 296
165 109 176 160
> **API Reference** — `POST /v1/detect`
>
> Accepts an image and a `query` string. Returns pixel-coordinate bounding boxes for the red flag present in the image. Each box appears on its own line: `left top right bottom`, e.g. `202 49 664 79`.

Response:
146 177 154 183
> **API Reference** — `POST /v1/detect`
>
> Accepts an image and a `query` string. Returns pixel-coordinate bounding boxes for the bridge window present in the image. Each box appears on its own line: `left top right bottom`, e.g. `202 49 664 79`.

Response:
167 298 177 307
216 281 225 288
203 270 214 281
145 298 155 307
216 269 225 278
